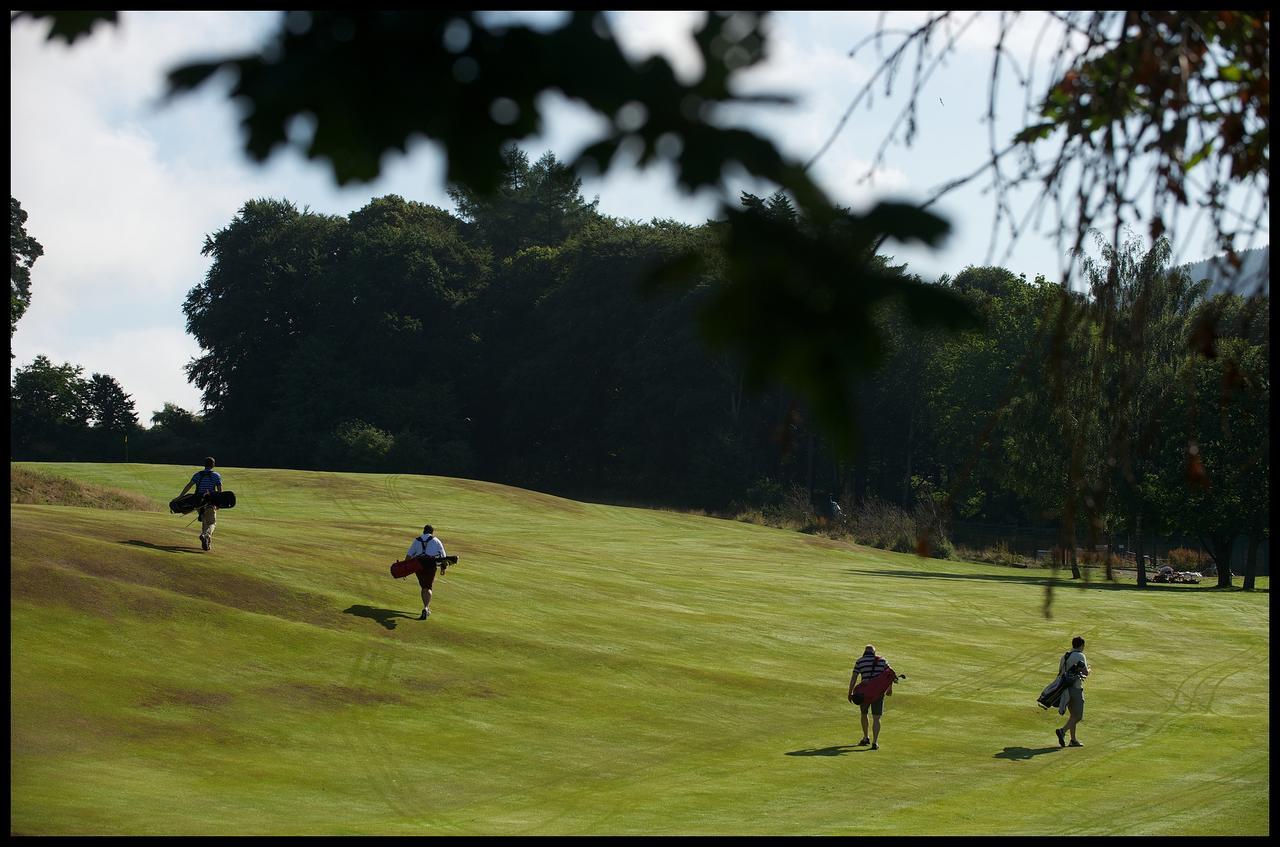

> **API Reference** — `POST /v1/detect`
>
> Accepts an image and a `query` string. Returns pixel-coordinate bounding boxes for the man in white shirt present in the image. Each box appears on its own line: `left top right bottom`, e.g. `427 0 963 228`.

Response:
406 524 448 620
1055 636 1091 748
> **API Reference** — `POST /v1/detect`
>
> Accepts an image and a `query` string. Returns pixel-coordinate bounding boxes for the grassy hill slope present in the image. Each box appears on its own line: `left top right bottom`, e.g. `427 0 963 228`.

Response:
10 463 1270 835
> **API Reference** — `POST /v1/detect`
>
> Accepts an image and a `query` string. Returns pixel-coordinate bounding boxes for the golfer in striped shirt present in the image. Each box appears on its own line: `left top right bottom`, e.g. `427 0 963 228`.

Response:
848 644 892 750
178 457 222 551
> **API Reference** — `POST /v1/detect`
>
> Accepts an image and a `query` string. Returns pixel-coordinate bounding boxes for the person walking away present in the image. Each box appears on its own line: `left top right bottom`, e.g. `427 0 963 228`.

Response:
178 457 222 551
1055 636 1091 748
848 644 893 750
828 493 845 528
406 524 448 620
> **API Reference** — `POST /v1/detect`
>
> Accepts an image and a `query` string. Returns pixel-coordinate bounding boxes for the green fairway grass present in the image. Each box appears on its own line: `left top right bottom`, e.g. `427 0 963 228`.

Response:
10 462 1269 835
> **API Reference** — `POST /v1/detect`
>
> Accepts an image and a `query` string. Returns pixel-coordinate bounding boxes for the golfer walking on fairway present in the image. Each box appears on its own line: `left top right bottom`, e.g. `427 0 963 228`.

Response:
848 644 892 750
177 457 222 551
1055 636 1090 748
406 524 448 620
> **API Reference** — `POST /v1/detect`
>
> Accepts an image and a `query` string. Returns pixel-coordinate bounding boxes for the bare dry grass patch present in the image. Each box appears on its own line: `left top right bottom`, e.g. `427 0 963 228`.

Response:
11 466 162 511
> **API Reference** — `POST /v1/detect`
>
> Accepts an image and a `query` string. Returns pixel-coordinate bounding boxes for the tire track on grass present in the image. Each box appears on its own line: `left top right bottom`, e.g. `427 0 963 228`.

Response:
1146 643 1257 717
338 639 420 822
320 471 377 524
1037 643 1267 801
384 473 409 514
337 545 427 823
1182 645 1267 716
926 642 1047 700
1078 754 1265 836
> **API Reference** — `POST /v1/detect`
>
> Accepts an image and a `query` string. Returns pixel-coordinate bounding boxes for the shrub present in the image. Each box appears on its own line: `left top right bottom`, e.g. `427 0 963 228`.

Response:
1079 549 1125 569
741 484 818 532
1168 547 1205 569
744 477 784 509
991 540 1018 567
912 496 953 559
732 490 954 558
926 533 956 560
849 497 917 554
775 485 819 531
956 541 1029 567
332 419 395 471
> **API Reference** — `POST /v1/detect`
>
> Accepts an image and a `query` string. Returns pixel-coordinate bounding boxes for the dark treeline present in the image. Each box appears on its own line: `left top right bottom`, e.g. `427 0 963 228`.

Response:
10 151 1269 585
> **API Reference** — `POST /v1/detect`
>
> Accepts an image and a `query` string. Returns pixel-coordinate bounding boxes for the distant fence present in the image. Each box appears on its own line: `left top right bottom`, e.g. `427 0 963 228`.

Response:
947 522 1269 575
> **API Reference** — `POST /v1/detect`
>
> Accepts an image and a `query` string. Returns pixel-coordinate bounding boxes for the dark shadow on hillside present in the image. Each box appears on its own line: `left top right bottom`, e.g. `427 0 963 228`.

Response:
843 568 1255 594
122 539 204 555
994 746 1061 760
785 745 868 757
344 604 418 630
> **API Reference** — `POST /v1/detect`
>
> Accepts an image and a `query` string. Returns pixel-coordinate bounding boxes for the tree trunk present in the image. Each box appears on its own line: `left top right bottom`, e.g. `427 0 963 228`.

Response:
1242 533 1259 592
1204 533 1236 588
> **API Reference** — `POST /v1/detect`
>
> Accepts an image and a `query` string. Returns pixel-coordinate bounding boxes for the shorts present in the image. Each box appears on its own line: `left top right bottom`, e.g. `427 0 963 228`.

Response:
1067 687 1084 720
414 562 438 590
859 696 885 717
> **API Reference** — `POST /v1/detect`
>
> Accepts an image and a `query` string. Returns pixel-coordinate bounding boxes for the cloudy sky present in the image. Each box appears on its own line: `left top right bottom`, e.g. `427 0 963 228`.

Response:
10 11 1258 423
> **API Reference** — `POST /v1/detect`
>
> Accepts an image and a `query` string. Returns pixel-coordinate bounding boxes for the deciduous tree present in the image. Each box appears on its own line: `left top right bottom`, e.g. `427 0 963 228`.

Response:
10 196 43 345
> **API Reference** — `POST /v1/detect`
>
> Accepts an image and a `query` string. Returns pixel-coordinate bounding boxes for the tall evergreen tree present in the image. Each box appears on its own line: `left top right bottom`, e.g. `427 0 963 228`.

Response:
448 148 600 258
86 373 140 432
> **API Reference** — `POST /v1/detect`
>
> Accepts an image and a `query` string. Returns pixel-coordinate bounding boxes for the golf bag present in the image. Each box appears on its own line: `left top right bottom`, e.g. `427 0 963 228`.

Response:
208 490 236 509
1037 675 1072 713
390 554 458 579
169 492 204 514
851 667 899 705
1037 652 1086 712
169 490 236 514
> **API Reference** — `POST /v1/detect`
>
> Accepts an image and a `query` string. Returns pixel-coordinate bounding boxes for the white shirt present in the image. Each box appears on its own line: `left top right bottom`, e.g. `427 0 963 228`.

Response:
407 534 446 560
1059 649 1090 689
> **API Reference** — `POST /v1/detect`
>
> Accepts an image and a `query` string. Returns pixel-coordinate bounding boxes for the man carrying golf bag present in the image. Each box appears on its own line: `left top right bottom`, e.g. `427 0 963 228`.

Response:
848 644 895 750
405 524 448 620
177 457 222 552
1052 636 1091 748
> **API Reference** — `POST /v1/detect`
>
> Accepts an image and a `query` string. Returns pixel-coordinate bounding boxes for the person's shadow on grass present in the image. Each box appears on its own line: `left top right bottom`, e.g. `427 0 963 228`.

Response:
344 604 418 630
785 744 869 756
994 746 1061 760
122 539 203 554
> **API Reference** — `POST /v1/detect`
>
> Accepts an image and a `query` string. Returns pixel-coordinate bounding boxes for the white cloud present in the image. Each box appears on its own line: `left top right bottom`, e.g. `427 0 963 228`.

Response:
11 13 270 420
80 327 206 422
14 8 1242 424
9 11 471 428
817 158 912 208
610 11 707 84
11 13 274 303
585 156 722 225
12 325 204 424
